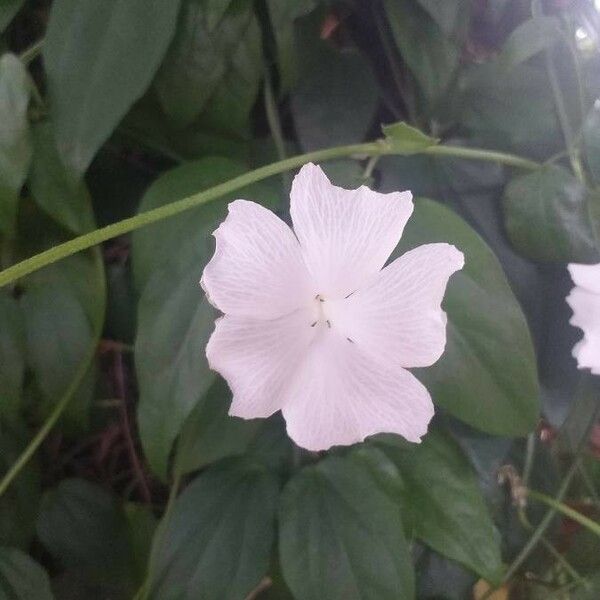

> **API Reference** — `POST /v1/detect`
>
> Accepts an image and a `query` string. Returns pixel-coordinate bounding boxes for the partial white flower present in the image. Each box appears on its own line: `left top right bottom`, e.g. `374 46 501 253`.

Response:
201 163 464 451
567 263 600 375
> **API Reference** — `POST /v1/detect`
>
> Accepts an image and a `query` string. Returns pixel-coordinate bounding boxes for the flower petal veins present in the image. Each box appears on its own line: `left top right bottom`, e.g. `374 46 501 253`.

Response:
201 163 464 450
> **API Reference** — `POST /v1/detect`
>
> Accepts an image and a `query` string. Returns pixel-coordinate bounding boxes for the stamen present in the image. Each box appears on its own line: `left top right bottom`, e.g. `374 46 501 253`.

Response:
326 320 331 328
346 337 354 343
310 321 317 327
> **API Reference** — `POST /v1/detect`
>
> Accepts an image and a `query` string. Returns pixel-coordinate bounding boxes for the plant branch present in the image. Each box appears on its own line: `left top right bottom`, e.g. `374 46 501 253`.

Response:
0 141 539 290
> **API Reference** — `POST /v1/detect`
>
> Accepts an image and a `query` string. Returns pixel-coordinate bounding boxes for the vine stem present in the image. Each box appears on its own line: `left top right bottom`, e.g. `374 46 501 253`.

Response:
527 489 600 538
0 141 538 290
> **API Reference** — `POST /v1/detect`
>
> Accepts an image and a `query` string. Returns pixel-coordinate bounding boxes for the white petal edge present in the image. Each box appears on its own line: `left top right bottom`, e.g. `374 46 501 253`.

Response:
201 200 314 320
281 329 435 451
329 243 464 369
290 163 414 299
567 286 600 375
568 263 600 294
206 309 316 419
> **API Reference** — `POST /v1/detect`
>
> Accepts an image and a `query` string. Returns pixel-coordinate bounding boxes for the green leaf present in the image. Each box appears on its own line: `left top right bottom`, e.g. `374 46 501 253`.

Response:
21 253 104 432
0 547 53 599
43 0 181 175
279 454 414 600
175 378 262 476
395 199 539 436
155 0 262 130
37 479 136 590
147 459 279 600
503 165 600 263
0 429 41 549
382 121 439 154
0 53 31 235
498 16 561 70
28 122 95 234
582 100 600 186
132 156 279 478
383 0 459 112
266 0 315 92
0 0 25 32
376 431 504 583
0 293 25 421
123 503 158 584
416 0 471 37
291 19 378 151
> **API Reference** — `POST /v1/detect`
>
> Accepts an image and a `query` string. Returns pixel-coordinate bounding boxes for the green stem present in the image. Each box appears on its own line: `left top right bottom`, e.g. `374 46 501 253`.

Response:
0 141 539 290
19 38 44 65
528 489 600 538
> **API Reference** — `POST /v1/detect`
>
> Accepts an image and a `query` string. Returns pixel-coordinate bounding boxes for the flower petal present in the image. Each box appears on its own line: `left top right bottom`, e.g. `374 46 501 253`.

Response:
206 309 316 418
329 243 464 369
201 200 313 319
567 286 600 375
290 163 414 298
282 329 434 451
568 263 600 294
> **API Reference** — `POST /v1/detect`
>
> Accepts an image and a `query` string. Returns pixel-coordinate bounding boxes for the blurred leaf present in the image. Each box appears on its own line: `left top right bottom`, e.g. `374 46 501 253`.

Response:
396 199 540 436
147 458 278 600
498 16 560 70
0 293 25 421
376 431 504 583
132 157 279 478
503 165 600 263
44 0 181 175
0 53 31 235
266 0 315 92
28 122 95 234
174 378 261 476
279 454 414 600
0 0 25 32
383 0 459 112
123 503 157 584
155 0 261 131
0 429 41 549
291 21 378 151
416 0 471 37
582 100 600 186
0 547 53 599
37 479 136 590
382 121 439 154
21 253 104 433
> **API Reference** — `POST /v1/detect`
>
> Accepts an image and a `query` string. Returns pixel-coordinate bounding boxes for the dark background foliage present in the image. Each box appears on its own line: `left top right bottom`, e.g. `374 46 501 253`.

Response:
0 0 600 598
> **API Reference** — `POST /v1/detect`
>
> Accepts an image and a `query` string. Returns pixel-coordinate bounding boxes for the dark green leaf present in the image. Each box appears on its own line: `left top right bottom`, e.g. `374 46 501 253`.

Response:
155 0 262 130
498 16 560 70
21 253 104 432
0 547 53 599
416 0 471 37
0 0 25 32
44 0 181 175
147 459 279 600
124 504 158 584
396 199 540 436
174 378 262 476
37 479 135 590
583 100 600 186
28 122 95 234
382 121 439 154
279 455 414 600
132 157 279 478
0 429 41 549
266 0 315 92
291 21 378 151
376 431 504 583
0 53 31 235
383 0 459 112
503 165 600 263
0 293 25 421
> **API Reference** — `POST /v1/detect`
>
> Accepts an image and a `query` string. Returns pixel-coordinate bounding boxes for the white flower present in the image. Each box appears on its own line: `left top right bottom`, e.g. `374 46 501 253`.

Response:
567 263 600 375
201 163 464 451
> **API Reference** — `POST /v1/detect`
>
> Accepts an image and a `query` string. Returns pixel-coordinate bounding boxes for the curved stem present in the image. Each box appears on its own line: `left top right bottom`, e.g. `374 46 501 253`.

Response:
0 141 539 289
19 38 44 65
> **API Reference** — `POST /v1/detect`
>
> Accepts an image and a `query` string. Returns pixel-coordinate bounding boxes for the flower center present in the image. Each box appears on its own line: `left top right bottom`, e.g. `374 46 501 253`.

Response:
310 294 331 329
